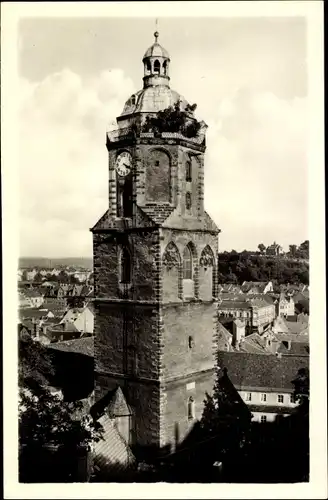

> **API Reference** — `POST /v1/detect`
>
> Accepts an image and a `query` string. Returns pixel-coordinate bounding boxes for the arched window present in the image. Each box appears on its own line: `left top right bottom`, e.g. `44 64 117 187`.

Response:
117 177 132 218
163 60 168 75
186 160 192 182
185 192 192 211
120 247 131 284
131 94 136 105
183 245 193 280
146 61 151 73
154 59 160 75
188 397 195 420
123 178 133 217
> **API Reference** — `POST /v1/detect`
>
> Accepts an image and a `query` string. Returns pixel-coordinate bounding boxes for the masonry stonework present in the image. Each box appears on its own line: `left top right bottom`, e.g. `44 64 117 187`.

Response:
91 33 221 457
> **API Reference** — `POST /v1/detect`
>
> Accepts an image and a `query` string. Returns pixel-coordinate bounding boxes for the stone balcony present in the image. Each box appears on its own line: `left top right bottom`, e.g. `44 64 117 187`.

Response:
106 127 206 149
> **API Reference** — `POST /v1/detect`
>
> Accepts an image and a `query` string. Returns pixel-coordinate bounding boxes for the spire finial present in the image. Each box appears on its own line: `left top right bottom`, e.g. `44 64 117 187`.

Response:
154 18 159 42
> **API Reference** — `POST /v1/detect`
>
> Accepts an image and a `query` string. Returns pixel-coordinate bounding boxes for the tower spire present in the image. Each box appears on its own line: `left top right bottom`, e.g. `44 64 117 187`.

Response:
154 18 159 42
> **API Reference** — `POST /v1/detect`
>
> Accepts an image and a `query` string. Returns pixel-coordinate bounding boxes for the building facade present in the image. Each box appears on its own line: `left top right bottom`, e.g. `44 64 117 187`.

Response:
91 33 220 456
216 352 308 423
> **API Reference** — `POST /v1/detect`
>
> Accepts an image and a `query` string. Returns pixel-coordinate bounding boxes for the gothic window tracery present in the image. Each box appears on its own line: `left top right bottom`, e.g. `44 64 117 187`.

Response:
162 242 181 270
200 245 215 268
185 192 192 211
183 245 193 280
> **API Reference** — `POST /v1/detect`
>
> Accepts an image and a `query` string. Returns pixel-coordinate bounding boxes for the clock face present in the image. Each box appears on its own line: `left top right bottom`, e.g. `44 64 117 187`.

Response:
115 151 132 177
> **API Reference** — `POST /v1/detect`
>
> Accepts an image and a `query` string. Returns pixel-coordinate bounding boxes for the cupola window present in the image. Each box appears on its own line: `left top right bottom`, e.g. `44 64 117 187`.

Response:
163 60 168 75
154 59 160 75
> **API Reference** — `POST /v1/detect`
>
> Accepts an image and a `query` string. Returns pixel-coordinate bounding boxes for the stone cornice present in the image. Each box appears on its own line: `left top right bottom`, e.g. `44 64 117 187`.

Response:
106 132 206 153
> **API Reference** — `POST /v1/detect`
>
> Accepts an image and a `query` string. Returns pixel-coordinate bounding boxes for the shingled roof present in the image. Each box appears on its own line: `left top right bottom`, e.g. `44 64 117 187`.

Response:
48 336 94 357
216 352 309 393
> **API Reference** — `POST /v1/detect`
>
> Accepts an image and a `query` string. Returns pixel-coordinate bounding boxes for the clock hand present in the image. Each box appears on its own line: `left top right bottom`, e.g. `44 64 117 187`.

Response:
123 163 130 168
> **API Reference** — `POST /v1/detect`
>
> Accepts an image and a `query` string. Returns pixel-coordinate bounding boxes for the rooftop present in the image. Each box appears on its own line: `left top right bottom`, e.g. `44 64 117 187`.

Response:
48 336 94 357
216 351 309 392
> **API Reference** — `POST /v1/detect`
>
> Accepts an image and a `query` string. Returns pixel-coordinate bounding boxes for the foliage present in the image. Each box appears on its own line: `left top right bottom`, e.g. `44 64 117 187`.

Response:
19 383 103 451
195 364 309 483
142 101 202 138
19 337 103 463
200 369 251 459
218 251 309 285
258 243 266 254
292 366 309 412
287 240 309 260
19 336 55 388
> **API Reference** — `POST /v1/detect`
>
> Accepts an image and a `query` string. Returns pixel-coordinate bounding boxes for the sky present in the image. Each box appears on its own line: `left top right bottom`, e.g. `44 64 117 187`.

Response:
18 16 308 257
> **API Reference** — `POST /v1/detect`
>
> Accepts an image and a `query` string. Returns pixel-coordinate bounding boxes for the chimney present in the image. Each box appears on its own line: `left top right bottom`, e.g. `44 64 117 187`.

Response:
232 319 245 349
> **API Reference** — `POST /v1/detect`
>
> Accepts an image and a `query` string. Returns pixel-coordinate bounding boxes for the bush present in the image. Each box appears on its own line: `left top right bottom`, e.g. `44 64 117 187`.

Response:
142 101 202 138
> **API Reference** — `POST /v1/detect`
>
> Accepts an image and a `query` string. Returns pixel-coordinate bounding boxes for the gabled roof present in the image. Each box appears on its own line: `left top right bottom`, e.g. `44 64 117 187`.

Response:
48 336 94 357
218 301 252 310
22 289 44 298
19 308 47 320
93 413 135 471
107 387 132 417
216 351 309 392
216 321 233 351
276 342 309 357
51 322 80 333
240 333 271 355
284 320 308 335
246 294 275 305
91 386 132 421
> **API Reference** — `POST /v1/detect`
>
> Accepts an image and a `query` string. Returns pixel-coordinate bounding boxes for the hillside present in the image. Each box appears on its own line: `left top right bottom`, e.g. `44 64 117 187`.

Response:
218 251 309 285
19 257 93 269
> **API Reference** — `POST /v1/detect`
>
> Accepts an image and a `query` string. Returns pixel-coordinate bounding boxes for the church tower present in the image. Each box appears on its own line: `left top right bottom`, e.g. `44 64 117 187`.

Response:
91 32 220 456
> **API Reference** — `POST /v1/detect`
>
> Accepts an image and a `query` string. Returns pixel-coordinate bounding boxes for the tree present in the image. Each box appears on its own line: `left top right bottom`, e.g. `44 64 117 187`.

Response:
33 271 43 282
58 270 69 283
19 337 103 481
289 244 297 257
200 368 252 463
297 240 309 259
258 243 266 254
142 101 202 138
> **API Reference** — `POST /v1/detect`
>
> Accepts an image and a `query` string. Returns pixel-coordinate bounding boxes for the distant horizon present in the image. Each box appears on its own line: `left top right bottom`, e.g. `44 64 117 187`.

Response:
19 239 309 261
